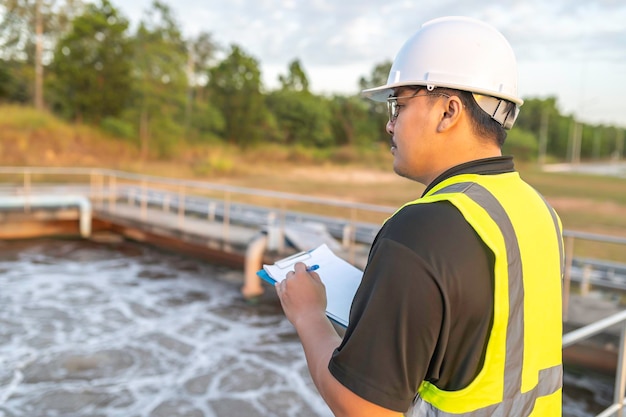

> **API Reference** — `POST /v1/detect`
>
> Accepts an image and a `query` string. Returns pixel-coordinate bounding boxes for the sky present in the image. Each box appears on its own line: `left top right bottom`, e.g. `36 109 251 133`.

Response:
108 0 626 128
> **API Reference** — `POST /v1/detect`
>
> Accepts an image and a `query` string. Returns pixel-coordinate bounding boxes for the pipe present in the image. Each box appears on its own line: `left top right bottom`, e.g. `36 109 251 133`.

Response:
242 232 268 300
0 195 92 238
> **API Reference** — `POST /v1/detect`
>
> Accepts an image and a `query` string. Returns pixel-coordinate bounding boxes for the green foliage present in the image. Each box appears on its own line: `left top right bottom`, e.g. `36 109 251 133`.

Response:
356 61 391 130
0 0 84 62
0 103 62 130
0 61 12 100
206 44 271 147
1 60 32 103
329 95 387 148
49 0 132 122
502 128 538 161
1 0 624 164
266 89 334 147
150 115 184 158
516 97 567 159
1 0 86 109
514 96 625 162
267 59 335 146
100 116 134 139
184 31 221 141
131 0 188 157
192 153 235 176
278 59 309 92
187 31 219 83
185 99 226 142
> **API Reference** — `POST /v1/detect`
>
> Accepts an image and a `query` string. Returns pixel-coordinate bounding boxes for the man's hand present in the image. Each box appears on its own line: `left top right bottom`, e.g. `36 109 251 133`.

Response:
274 262 402 417
275 262 327 328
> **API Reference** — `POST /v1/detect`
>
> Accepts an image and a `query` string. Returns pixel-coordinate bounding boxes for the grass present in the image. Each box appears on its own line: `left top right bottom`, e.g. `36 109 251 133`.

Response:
0 104 140 168
1 104 625 263
521 168 626 205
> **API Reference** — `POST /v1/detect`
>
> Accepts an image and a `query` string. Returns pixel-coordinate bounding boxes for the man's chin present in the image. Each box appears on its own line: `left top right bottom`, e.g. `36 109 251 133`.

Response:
393 164 422 184
392 163 407 179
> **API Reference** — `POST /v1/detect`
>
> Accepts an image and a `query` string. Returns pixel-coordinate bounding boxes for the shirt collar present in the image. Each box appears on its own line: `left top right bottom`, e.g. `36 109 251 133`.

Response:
422 156 515 197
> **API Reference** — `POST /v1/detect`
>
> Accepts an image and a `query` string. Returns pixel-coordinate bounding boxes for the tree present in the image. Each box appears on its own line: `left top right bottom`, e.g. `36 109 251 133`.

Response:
0 0 84 108
512 96 592 162
184 30 222 140
130 0 188 158
278 59 309 92
0 61 12 100
358 60 392 91
48 0 132 123
329 95 383 148
267 89 333 147
0 60 32 103
502 128 538 161
266 59 333 146
187 31 219 92
355 61 392 143
206 44 271 147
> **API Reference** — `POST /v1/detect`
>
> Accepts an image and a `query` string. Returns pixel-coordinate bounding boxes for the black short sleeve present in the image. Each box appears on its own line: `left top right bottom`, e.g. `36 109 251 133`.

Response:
328 201 494 412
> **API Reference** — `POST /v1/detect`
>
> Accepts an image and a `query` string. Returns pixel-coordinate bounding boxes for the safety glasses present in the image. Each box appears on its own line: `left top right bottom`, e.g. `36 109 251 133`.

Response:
386 90 450 122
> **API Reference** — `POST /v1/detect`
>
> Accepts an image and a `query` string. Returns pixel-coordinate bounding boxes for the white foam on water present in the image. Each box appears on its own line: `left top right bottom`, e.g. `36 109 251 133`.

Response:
0 239 332 417
0 239 611 417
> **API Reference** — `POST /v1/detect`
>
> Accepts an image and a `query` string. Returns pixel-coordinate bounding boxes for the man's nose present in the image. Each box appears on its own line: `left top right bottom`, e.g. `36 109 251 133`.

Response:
386 119 394 136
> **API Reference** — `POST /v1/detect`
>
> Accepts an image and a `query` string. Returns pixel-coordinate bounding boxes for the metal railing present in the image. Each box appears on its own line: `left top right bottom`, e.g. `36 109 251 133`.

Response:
562 231 626 321
0 166 395 260
2 166 626 416
563 310 626 417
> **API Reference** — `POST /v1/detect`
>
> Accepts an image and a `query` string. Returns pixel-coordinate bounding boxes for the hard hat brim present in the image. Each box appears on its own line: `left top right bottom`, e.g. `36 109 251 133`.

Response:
362 81 523 106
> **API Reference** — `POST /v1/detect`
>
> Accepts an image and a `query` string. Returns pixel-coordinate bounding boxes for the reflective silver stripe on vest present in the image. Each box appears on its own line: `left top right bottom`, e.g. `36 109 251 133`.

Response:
538 193 565 279
408 182 563 417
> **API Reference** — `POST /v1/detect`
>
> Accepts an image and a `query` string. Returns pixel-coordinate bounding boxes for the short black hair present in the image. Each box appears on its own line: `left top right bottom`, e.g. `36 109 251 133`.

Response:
432 88 508 147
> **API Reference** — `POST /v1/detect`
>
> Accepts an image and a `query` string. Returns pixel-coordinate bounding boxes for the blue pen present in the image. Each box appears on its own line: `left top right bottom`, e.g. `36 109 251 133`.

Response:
306 264 320 272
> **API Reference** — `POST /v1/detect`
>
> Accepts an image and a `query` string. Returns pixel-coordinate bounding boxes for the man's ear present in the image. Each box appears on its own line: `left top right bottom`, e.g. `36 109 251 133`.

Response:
437 95 463 132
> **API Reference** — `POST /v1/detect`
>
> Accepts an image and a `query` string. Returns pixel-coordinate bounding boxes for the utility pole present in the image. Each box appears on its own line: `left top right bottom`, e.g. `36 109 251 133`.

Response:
538 107 549 166
34 0 44 110
571 121 583 164
592 130 601 160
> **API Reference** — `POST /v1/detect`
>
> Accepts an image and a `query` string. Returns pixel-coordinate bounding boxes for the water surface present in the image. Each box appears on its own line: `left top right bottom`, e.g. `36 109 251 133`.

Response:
0 239 330 417
0 239 613 417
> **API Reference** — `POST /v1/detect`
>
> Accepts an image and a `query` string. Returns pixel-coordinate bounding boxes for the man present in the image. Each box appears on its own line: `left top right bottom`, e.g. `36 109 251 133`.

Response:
276 16 564 417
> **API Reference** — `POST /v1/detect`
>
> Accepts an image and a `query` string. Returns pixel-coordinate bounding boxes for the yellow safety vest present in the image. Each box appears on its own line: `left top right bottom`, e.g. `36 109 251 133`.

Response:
403 172 564 417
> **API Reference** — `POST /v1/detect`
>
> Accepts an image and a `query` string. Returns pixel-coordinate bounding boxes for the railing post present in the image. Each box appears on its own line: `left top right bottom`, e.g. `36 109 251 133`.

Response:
342 224 353 249
223 191 230 244
278 200 286 253
614 322 626 417
208 202 216 222
108 174 116 212
141 180 147 220
563 235 575 321
163 194 170 213
178 185 185 227
93 172 98 206
23 169 31 212
581 264 592 296
349 207 357 263
89 169 95 200
96 171 103 205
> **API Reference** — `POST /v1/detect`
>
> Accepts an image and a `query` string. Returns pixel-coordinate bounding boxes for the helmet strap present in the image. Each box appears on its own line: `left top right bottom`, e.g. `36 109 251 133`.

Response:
472 94 519 130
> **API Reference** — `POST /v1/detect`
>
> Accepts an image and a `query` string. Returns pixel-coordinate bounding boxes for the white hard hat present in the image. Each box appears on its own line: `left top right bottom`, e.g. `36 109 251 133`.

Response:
362 16 523 129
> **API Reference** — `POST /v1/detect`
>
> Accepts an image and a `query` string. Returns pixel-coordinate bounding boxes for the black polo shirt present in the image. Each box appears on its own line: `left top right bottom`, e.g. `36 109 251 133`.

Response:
328 156 515 412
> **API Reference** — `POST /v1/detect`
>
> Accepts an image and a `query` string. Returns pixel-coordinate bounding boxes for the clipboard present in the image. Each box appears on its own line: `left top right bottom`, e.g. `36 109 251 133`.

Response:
257 244 363 327
256 249 313 285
